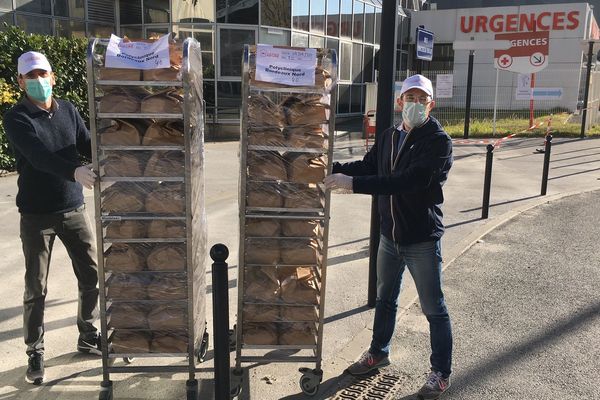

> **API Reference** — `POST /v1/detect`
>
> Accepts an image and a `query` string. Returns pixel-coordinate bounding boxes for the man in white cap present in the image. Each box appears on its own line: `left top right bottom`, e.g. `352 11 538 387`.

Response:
2 51 100 385
325 74 453 399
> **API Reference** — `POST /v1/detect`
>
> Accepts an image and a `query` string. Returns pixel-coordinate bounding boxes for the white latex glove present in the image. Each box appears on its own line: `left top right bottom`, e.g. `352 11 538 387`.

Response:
324 173 353 192
74 165 96 189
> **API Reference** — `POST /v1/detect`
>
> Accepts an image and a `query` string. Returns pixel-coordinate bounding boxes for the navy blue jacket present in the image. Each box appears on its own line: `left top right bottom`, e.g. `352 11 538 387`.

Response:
3 97 91 214
332 116 453 245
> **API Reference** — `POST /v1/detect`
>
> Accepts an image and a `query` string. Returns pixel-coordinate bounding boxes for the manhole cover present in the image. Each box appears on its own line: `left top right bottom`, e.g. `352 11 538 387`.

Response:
330 371 408 400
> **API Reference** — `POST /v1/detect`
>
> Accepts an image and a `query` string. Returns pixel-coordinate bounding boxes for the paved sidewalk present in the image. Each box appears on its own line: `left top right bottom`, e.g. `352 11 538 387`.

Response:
0 133 599 399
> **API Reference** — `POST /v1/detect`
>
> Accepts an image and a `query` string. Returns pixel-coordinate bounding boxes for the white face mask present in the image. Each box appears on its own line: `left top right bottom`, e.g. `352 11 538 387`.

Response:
402 102 428 129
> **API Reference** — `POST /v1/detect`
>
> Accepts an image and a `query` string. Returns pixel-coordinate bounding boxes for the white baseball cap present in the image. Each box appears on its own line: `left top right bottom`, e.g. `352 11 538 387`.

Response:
18 51 52 76
400 74 433 98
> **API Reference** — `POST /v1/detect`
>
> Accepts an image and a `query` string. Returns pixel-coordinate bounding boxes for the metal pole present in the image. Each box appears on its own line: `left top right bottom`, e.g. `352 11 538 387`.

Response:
210 244 231 400
493 68 499 135
529 73 535 128
464 50 474 139
581 40 594 138
541 135 553 195
369 0 399 307
482 144 494 219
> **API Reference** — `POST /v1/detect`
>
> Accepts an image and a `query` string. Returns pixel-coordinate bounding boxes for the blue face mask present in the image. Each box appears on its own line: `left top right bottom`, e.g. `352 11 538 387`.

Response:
402 101 428 129
25 77 53 103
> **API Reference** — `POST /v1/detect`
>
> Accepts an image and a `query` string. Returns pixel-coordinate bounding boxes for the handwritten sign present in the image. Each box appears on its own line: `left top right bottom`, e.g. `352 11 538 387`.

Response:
105 34 170 70
255 44 317 86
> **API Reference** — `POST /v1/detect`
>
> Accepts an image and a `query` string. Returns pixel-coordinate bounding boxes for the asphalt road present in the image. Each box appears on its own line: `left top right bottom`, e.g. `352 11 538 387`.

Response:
382 190 600 400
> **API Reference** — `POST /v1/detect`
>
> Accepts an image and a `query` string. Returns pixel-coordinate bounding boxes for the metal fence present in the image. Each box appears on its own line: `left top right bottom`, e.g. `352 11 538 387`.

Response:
392 67 600 136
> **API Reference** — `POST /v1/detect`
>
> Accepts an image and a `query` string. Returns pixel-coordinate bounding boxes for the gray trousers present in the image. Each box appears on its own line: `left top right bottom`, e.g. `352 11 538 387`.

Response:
20 205 99 356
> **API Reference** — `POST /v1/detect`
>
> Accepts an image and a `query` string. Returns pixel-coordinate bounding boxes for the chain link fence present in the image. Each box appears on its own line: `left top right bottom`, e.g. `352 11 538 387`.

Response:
391 67 600 136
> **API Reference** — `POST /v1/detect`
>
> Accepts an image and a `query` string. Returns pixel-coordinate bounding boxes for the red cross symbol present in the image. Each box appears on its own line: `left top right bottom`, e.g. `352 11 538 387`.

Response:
497 54 512 68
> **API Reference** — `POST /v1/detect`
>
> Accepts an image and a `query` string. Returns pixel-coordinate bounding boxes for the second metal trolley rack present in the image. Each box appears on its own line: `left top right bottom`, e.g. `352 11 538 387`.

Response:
86 36 207 400
233 44 338 397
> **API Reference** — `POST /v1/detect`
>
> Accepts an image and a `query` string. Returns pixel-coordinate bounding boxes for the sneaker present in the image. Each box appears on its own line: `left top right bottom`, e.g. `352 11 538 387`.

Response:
25 353 44 385
345 350 390 376
77 333 102 355
417 370 450 399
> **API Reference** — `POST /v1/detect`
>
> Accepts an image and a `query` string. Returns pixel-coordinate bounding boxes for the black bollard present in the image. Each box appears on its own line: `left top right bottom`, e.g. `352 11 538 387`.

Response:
482 144 494 219
541 135 553 195
210 244 230 400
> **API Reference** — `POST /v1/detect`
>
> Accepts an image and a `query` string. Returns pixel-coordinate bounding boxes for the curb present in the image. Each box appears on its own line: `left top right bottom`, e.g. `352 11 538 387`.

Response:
324 185 600 386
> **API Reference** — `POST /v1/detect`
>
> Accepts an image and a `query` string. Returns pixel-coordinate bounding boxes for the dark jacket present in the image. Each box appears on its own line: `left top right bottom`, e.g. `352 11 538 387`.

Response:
3 97 91 214
332 116 453 245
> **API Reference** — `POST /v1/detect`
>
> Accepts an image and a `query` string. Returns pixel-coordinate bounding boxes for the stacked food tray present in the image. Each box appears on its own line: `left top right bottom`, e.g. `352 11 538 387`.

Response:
86 37 207 400
234 44 337 397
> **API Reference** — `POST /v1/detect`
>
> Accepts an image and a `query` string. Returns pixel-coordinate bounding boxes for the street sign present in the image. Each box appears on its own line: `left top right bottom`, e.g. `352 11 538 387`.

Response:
494 31 549 73
416 27 434 61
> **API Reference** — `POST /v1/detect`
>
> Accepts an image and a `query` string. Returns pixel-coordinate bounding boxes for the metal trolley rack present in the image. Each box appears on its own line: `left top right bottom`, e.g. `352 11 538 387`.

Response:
233 45 337 397
86 37 208 400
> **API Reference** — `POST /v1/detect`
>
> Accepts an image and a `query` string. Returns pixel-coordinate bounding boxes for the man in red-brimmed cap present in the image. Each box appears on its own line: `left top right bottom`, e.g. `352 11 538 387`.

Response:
3 51 100 385
325 74 453 399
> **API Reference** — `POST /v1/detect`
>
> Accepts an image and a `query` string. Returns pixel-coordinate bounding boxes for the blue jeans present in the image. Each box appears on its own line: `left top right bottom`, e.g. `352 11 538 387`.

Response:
370 235 452 376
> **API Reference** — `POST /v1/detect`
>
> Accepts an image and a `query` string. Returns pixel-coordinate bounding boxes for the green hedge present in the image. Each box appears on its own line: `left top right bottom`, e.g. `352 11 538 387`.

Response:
0 25 88 171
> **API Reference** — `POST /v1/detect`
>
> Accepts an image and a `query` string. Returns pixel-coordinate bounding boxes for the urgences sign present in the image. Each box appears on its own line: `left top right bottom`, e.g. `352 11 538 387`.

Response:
460 11 580 33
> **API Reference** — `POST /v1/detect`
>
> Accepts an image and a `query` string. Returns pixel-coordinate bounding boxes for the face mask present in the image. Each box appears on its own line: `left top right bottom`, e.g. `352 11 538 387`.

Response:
402 101 428 129
25 77 52 103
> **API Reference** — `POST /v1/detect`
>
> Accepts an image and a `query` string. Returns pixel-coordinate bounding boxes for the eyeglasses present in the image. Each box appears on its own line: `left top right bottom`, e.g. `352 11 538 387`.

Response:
403 94 431 104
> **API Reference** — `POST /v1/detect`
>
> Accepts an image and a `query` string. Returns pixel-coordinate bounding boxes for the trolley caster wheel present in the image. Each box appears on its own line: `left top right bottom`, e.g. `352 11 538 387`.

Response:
99 380 113 400
298 368 322 397
230 367 243 398
186 379 199 400
228 324 236 351
123 357 134 364
197 332 209 363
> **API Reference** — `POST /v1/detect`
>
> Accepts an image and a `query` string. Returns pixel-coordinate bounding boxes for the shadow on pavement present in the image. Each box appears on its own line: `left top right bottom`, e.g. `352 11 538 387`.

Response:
450 301 600 393
460 194 541 213
548 166 600 180
327 249 369 266
0 299 75 325
323 305 371 325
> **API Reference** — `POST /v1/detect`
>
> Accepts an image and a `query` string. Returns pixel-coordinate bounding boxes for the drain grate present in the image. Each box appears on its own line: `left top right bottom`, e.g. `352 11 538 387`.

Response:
330 371 408 400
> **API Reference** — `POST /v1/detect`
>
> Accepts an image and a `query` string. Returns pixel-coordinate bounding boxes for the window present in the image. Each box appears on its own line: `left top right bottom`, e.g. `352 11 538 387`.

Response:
260 27 290 46
204 81 215 120
351 84 362 113
87 23 114 38
15 0 51 14
326 37 338 55
291 31 308 47
311 0 325 34
363 45 374 82
340 41 351 81
261 0 290 28
326 0 339 37
338 84 350 114
173 0 214 23
87 0 115 23
219 28 256 77
217 81 242 120
146 26 169 39
0 0 12 9
144 0 170 24
352 1 363 41
174 26 215 79
121 26 143 38
364 5 375 43
374 6 381 45
16 14 52 35
120 1 142 25
310 35 324 49
55 19 85 37
292 0 308 31
340 0 351 39
217 0 258 24
0 12 14 29
352 43 362 83
54 0 85 19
